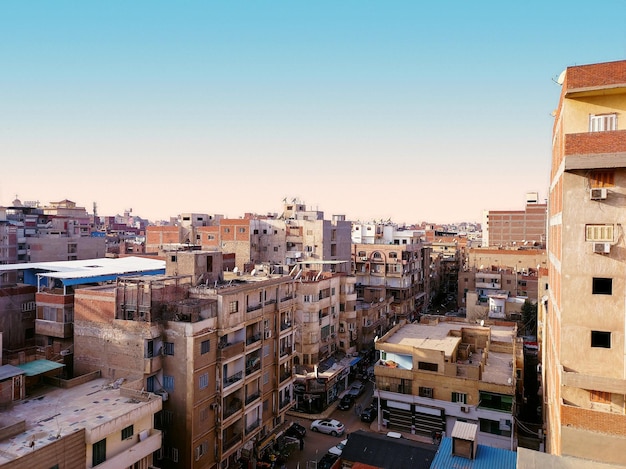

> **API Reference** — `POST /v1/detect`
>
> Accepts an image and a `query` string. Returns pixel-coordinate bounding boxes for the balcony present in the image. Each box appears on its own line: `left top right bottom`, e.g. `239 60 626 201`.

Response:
223 432 242 452
218 340 245 361
246 334 261 347
223 371 243 389
245 357 261 376
35 319 73 339
246 418 261 435
93 428 161 469
565 130 626 170
143 354 163 374
245 391 261 405
279 397 293 410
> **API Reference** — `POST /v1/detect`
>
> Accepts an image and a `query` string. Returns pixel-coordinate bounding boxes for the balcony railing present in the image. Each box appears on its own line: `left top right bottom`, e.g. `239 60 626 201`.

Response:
223 433 242 451
245 391 260 405
246 334 261 346
218 340 245 360
247 303 262 312
223 371 243 388
279 398 293 410
224 400 243 419
280 371 292 383
246 418 261 434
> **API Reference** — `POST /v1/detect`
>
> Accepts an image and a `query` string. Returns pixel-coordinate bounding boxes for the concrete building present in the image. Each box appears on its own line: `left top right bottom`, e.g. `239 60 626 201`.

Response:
482 193 547 249
351 222 431 323
72 251 296 469
373 318 522 450
0 375 162 469
545 59 626 465
0 199 106 263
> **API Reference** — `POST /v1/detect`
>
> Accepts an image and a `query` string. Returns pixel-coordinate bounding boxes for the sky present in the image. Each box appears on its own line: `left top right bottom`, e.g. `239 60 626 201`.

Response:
1 1 626 224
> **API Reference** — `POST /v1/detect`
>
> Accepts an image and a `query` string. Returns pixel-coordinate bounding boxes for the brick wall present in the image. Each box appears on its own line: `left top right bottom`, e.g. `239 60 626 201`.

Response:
561 404 626 436
565 130 626 155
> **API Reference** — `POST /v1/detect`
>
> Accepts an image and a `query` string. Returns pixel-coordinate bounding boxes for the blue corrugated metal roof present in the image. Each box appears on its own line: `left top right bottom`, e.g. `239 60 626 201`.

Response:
430 437 517 469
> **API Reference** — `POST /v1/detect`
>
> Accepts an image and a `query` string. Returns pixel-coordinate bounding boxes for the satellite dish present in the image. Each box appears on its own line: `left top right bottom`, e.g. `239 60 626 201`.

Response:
480 320 485 327
556 70 566 85
251 269 257 276
233 267 239 273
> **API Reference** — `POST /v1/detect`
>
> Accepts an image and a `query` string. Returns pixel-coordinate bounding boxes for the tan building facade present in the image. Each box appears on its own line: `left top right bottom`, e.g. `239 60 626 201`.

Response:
373 318 521 450
546 59 626 465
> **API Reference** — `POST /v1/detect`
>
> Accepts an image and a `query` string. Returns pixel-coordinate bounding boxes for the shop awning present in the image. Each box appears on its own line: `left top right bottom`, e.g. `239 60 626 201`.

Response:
16 359 65 377
349 356 362 367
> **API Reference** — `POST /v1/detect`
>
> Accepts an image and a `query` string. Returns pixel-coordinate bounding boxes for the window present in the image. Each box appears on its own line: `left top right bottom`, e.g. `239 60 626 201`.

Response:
171 447 179 463
163 375 175 392
590 171 615 187
452 392 467 404
201 339 210 354
195 441 208 461
170 255 177 263
229 301 238 313
590 390 611 404
239 227 246 233
121 425 134 440
589 113 617 132
419 387 433 398
92 438 106 466
146 375 158 392
207 234 215 240
592 277 612 295
586 225 614 242
199 373 209 389
418 361 438 372
591 330 611 348
479 418 511 437
389 251 397 259
224 228 230 233
263 371 269 385
163 342 175 355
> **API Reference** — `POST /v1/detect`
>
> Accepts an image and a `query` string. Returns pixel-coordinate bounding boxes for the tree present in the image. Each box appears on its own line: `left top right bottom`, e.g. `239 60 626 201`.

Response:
521 300 538 336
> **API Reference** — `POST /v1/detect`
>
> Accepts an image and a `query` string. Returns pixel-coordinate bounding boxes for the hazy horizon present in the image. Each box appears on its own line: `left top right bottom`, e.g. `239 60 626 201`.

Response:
2 1 624 224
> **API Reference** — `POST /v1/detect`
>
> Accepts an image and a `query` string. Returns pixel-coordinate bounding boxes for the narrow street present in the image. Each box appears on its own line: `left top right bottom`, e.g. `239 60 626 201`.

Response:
283 379 377 468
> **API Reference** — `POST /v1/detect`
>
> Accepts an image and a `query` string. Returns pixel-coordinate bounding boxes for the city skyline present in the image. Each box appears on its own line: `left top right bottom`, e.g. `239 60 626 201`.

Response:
2 1 625 223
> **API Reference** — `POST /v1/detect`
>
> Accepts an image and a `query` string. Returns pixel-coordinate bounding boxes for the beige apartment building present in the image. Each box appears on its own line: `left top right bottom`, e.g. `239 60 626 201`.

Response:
0 374 162 469
351 222 431 323
373 318 521 450
72 251 296 469
546 59 626 465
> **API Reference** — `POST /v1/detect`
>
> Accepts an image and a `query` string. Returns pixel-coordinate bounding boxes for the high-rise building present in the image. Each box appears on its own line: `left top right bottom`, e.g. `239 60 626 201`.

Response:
545 59 626 465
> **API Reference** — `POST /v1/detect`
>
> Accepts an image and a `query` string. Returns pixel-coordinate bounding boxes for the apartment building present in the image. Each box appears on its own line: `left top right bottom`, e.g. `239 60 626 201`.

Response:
545 59 626 465
72 251 296 469
0 198 105 263
482 193 547 249
352 222 431 322
146 200 352 275
0 375 162 469
373 318 521 450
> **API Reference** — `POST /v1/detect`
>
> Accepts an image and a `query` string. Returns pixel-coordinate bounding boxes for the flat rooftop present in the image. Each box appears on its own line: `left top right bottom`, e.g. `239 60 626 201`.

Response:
0 378 160 464
382 321 516 385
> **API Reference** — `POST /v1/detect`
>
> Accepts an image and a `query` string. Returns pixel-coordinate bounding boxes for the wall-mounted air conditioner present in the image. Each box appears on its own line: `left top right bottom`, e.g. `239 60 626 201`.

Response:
590 188 608 200
593 242 611 254
460 405 469 413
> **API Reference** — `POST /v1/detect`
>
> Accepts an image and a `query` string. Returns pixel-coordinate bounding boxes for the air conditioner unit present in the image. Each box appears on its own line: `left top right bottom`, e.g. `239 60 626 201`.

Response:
60 349 71 356
156 390 169 401
590 188 608 200
460 405 469 413
264 330 272 339
593 242 611 254
360 257 368 261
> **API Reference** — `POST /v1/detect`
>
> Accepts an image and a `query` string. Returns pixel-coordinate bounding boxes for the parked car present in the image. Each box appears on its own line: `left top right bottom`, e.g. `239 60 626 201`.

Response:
310 419 345 436
347 381 365 398
360 405 378 423
337 394 354 410
318 453 339 469
285 422 306 439
328 439 348 456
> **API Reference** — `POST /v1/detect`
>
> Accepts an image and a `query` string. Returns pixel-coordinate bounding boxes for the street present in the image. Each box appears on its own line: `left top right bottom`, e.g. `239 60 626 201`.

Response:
284 379 376 469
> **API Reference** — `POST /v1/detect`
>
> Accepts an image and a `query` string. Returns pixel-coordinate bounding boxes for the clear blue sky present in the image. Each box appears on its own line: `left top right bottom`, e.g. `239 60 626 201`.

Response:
1 1 625 223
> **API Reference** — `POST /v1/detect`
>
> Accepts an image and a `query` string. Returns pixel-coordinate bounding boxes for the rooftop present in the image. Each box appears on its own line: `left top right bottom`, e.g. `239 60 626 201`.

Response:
0 378 161 464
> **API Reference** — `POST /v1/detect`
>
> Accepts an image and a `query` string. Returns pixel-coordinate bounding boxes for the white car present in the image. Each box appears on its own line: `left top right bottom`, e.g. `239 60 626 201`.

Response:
310 419 345 436
328 439 348 456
